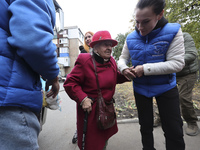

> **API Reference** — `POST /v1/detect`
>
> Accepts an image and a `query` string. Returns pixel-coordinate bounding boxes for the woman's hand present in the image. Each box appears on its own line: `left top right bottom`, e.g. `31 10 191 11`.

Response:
132 65 144 77
46 76 60 98
82 98 93 113
122 66 136 80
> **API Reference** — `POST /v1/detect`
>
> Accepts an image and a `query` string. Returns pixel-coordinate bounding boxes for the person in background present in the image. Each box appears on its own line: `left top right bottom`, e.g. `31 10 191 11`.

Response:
177 32 199 136
117 0 185 149
78 31 94 54
0 0 60 149
72 31 94 144
154 32 200 136
64 30 127 150
83 31 94 53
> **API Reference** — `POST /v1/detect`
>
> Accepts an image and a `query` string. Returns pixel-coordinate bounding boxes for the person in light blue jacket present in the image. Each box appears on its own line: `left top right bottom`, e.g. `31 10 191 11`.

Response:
118 0 185 149
0 0 60 149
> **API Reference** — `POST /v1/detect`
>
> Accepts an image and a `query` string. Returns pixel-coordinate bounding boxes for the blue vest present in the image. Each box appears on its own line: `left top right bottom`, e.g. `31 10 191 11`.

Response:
127 23 180 97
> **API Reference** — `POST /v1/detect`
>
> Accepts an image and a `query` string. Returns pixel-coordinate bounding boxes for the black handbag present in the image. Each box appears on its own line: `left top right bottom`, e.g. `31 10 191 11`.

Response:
92 56 116 130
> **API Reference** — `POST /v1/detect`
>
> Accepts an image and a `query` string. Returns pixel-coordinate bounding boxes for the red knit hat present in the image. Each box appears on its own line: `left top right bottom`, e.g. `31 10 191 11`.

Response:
90 30 118 48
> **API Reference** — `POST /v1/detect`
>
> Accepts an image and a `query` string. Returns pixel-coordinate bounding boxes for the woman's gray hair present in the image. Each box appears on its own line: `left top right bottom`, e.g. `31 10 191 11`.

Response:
92 42 101 51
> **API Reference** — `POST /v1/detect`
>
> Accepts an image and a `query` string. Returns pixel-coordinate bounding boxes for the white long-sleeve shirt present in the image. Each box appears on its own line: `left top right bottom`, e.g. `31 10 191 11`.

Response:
117 28 185 76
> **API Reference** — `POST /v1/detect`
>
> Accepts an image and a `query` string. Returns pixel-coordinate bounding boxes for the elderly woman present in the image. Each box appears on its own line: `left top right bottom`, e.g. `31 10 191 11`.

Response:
73 31 94 144
64 30 127 150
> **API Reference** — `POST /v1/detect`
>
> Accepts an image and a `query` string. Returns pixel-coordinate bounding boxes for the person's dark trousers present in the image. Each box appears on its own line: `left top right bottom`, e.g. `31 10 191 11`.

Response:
177 73 198 123
134 86 185 150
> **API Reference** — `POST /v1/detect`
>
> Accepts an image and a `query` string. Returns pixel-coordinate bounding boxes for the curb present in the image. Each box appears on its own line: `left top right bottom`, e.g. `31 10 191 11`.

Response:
117 118 139 124
117 116 200 124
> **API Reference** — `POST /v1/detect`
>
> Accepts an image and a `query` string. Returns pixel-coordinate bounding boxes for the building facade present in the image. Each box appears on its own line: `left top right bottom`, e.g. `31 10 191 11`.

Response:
53 26 84 77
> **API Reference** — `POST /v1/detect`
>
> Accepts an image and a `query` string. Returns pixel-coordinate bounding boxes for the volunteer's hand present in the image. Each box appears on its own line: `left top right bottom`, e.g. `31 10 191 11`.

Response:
132 65 144 77
122 66 136 80
45 76 60 98
82 98 93 113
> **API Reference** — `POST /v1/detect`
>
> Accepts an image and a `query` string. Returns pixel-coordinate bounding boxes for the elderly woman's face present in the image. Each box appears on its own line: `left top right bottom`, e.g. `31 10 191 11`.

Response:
94 41 112 59
85 33 93 46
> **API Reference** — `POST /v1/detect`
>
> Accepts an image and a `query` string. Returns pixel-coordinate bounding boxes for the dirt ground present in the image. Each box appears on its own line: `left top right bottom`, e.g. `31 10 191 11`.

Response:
114 82 200 120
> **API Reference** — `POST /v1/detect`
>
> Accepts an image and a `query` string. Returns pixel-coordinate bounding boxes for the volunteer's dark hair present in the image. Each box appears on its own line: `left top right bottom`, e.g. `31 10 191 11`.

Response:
136 0 166 15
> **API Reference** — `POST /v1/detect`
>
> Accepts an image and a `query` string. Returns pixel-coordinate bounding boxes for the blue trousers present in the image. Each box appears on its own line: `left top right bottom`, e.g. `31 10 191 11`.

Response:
134 86 185 150
0 107 40 150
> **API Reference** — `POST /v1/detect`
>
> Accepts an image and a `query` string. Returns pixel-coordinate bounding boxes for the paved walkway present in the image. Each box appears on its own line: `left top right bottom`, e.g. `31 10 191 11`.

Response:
39 83 200 150
106 121 200 150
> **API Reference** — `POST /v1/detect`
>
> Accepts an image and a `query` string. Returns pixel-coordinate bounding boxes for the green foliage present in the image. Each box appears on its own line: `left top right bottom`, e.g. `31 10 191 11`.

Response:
164 0 200 50
113 32 129 61
129 13 136 32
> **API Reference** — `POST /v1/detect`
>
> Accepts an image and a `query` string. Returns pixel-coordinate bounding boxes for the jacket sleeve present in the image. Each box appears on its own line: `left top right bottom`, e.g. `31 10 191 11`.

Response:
117 71 129 84
110 57 129 84
7 0 59 80
63 55 88 105
117 41 131 73
183 32 197 65
143 28 185 75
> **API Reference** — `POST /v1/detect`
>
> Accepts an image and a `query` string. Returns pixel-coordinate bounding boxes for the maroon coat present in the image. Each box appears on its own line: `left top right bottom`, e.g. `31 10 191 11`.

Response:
64 53 127 150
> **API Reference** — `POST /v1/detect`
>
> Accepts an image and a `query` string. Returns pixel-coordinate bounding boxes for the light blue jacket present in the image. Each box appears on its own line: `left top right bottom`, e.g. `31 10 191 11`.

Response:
0 0 59 113
127 23 180 97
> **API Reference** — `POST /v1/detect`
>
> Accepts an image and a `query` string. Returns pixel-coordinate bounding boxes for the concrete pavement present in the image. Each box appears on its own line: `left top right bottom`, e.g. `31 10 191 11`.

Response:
38 83 200 150
107 121 200 150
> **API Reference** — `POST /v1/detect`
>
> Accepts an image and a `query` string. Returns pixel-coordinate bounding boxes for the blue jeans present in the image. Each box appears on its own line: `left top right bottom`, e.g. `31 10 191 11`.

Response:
0 107 40 150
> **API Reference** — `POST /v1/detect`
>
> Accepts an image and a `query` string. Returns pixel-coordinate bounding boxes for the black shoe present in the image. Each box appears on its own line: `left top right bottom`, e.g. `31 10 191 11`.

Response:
72 130 78 144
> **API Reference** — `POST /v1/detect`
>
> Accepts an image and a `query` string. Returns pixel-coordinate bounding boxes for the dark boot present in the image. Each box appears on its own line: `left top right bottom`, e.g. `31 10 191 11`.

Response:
185 122 199 136
72 130 78 144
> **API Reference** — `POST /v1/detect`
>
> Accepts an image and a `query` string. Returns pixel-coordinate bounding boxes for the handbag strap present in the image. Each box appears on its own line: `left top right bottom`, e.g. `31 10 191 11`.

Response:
91 56 101 94
92 55 114 104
